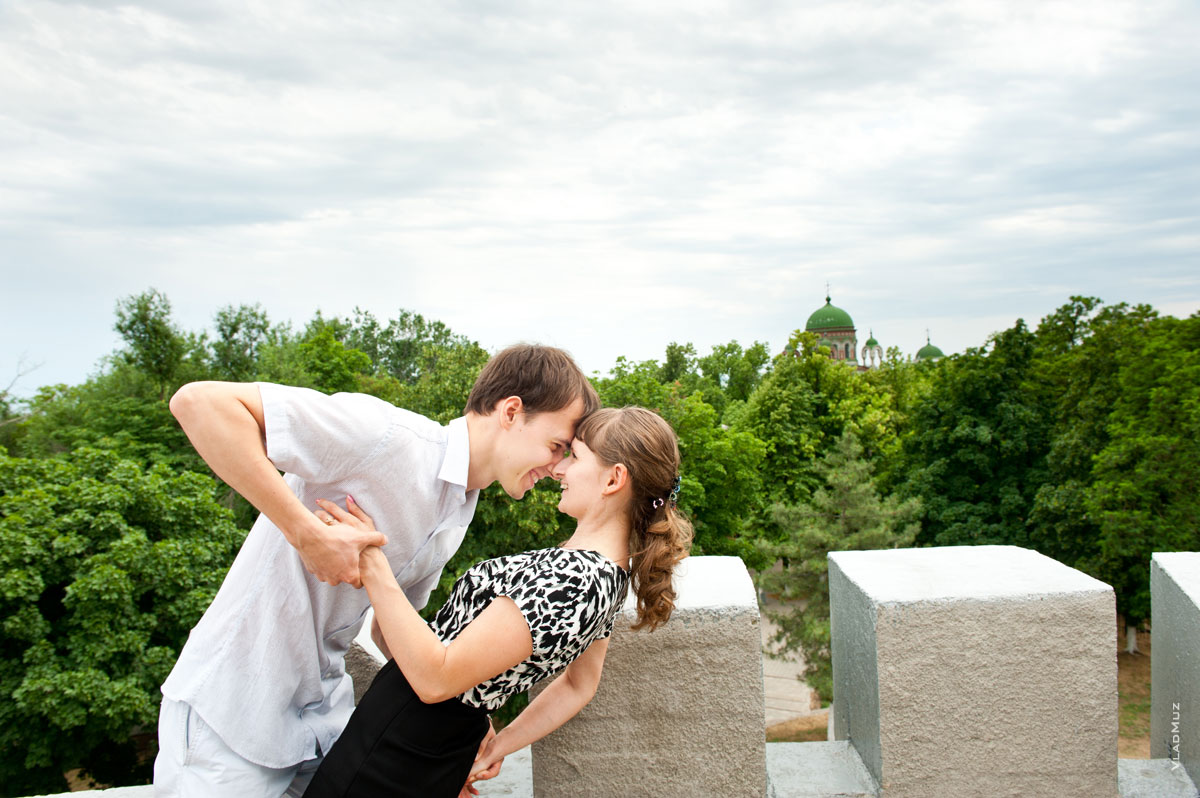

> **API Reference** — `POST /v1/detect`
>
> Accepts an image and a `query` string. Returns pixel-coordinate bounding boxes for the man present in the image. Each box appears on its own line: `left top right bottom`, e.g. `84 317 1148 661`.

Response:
154 344 599 797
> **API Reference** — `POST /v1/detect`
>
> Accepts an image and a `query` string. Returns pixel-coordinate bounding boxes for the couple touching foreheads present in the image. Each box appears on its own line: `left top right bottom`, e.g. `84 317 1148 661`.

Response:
153 344 693 798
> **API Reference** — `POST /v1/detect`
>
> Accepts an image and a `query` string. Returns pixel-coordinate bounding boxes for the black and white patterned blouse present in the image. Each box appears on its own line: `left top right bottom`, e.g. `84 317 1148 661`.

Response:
428 547 630 711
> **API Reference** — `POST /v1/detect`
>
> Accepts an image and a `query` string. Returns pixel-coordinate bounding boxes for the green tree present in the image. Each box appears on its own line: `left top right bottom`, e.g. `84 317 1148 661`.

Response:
343 309 472 385
14 369 204 474
899 320 1051 548
698 340 770 405
211 304 270 381
0 363 33 453
1085 313 1200 640
113 290 186 401
1025 300 1151 565
733 331 894 516
298 327 372 394
757 432 918 703
657 342 698 385
0 447 244 794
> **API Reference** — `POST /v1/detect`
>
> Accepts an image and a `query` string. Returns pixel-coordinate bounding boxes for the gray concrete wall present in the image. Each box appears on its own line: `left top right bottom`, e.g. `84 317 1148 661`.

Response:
531 555 767 798
1150 552 1200 787
829 545 1118 798
828 557 882 786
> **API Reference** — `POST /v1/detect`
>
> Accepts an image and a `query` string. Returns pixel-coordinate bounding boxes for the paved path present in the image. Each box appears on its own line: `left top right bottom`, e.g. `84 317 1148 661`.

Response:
760 597 821 728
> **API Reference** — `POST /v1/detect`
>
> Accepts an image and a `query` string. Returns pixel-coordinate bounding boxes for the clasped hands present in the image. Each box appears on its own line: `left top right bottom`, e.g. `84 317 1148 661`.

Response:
303 495 386 587
310 497 505 795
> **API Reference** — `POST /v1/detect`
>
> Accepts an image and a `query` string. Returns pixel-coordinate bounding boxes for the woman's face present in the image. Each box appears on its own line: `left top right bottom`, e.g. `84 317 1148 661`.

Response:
550 438 611 519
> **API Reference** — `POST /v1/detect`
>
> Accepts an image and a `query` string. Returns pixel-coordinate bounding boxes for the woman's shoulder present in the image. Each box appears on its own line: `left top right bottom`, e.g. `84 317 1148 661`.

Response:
477 547 625 583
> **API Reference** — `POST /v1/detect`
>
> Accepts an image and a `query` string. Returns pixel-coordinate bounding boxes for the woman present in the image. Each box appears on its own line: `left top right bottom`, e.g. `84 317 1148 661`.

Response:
302 407 693 798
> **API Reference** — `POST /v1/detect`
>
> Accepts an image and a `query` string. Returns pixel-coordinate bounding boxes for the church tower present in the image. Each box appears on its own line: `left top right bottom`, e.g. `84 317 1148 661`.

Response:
805 293 858 365
861 330 883 368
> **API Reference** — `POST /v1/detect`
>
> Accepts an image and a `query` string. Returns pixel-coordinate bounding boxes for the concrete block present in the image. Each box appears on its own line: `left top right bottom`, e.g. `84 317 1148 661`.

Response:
531 555 766 797
347 607 386 704
829 545 1117 798
1150 552 1200 788
766 741 877 797
1117 757 1200 798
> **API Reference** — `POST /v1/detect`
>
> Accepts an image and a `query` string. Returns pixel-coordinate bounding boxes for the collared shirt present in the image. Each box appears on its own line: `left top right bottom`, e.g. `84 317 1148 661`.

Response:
161 383 480 768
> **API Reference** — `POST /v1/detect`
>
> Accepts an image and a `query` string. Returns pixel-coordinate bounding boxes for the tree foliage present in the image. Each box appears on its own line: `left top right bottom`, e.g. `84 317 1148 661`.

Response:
0 447 244 795
757 432 919 703
113 290 186 401
4 287 1198 786
898 320 1050 549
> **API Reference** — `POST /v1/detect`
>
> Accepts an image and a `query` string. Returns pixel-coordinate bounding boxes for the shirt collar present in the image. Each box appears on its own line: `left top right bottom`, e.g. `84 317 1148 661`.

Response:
437 416 471 489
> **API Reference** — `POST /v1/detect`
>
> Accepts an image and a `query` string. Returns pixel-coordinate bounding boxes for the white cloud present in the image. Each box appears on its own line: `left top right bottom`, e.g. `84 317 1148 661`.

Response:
2 0 1198 394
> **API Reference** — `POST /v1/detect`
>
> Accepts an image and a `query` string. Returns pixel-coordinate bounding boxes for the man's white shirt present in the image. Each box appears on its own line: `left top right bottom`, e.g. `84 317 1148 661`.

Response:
161 383 479 768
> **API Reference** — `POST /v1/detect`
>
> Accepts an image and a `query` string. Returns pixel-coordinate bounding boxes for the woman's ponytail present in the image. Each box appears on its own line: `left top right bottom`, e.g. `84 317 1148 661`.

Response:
575 407 694 632
628 505 693 631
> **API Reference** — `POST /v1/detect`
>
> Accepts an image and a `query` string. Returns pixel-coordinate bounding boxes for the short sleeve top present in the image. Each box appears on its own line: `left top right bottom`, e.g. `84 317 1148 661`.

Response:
429 548 630 711
162 383 479 768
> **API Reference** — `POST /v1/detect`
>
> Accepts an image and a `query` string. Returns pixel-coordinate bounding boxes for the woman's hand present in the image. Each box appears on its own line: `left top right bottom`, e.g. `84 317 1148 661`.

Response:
314 495 377 532
460 725 504 796
314 497 388 584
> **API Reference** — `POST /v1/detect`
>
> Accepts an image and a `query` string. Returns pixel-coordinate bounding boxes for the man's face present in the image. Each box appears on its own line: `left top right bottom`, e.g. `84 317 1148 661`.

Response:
496 396 586 499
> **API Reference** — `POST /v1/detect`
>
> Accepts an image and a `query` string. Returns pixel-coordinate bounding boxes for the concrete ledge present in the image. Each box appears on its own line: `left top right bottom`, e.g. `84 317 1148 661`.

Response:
1151 553 1200 789
766 741 877 798
1117 758 1200 798
532 555 767 797
829 545 1118 798
35 753 1199 798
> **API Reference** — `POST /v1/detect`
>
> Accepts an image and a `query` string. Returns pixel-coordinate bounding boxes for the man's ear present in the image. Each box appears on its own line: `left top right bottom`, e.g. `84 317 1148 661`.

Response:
602 463 629 496
496 396 524 430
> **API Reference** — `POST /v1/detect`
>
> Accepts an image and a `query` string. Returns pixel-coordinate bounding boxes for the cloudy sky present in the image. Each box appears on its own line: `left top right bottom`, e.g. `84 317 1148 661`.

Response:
3 0 1198 396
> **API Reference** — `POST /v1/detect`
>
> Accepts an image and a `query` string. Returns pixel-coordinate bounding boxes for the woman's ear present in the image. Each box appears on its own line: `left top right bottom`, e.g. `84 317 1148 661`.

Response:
602 463 629 496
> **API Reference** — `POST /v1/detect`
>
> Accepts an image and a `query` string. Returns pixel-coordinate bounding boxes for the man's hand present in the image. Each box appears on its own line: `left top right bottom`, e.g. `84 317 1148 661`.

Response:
460 720 504 796
309 497 387 587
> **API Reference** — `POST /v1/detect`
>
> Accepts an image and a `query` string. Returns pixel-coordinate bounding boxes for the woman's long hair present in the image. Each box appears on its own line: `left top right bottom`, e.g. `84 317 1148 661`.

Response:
575 407 693 631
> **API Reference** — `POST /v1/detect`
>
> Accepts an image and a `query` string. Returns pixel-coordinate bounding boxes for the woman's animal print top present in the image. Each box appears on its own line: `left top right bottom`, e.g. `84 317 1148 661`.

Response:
428 547 630 711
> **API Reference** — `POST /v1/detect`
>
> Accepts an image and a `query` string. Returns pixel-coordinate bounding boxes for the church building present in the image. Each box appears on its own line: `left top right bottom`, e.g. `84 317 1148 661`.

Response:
802 293 943 369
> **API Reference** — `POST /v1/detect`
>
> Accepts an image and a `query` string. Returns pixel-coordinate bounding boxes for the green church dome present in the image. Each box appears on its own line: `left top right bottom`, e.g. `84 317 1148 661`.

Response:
916 337 945 361
864 330 879 348
806 297 855 331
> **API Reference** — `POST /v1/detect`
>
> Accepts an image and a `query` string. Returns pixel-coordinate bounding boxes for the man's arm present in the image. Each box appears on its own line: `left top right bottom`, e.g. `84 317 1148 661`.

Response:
169 381 385 586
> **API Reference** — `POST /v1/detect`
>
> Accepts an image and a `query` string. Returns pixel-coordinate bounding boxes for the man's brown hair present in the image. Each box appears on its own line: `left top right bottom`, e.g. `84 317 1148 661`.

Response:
465 344 599 417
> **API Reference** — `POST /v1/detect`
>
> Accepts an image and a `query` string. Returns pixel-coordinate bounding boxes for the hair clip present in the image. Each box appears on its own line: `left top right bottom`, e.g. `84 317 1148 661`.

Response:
668 474 682 508
651 498 665 509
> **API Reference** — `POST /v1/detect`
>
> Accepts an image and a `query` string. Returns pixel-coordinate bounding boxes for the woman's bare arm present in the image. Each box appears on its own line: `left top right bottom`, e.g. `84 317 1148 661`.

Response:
370 614 392 661
469 637 609 781
325 498 533 704
170 381 384 586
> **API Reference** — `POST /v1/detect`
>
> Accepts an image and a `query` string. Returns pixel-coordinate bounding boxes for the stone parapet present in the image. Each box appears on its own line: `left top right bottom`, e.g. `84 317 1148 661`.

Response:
531 555 767 797
828 545 1118 798
1150 552 1200 788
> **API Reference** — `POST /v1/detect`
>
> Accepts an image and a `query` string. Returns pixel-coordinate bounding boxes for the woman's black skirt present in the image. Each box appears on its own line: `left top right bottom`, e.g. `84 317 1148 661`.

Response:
304 659 490 798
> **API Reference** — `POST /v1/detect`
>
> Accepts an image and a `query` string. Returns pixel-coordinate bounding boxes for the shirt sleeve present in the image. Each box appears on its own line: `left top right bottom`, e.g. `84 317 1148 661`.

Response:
258 382 398 484
597 608 617 640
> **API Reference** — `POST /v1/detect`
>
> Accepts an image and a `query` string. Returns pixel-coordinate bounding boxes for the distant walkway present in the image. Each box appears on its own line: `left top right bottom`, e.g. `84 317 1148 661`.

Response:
760 596 821 728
